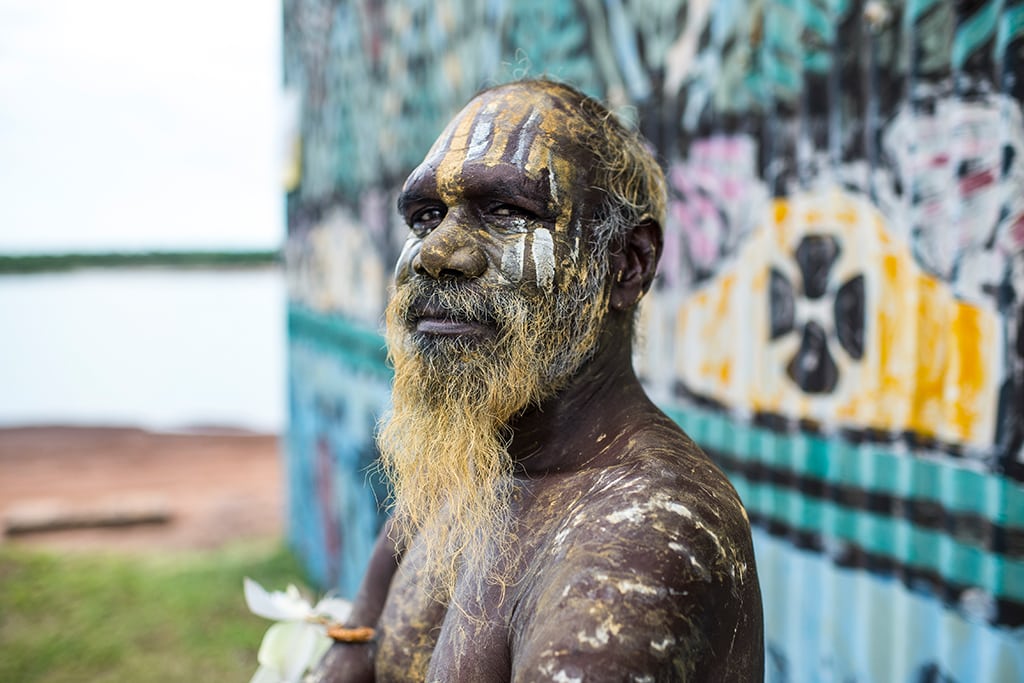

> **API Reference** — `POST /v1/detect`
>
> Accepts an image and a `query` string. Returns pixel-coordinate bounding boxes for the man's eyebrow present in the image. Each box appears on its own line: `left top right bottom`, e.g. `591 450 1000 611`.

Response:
396 189 435 214
396 193 411 214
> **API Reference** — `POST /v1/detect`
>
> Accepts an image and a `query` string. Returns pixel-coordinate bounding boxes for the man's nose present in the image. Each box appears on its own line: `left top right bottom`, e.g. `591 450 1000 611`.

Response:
412 219 487 279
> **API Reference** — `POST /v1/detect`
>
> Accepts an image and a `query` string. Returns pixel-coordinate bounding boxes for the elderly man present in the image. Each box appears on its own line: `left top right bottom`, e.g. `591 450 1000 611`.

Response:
315 79 763 682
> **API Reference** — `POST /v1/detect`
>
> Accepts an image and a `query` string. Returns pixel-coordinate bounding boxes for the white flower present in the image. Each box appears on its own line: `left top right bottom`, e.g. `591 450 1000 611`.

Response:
244 578 353 683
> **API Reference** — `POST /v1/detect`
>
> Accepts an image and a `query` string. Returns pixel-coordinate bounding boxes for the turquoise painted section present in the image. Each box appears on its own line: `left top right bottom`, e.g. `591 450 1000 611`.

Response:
740 479 1024 600
667 406 1024 528
286 311 391 595
283 0 1024 678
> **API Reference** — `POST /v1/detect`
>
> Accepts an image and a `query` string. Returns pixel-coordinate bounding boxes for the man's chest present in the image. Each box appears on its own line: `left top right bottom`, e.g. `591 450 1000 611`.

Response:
370 472 626 681
374 556 514 682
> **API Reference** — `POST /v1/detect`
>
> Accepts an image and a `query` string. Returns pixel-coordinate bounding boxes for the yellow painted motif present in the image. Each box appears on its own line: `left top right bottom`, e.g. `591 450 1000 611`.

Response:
675 189 1002 448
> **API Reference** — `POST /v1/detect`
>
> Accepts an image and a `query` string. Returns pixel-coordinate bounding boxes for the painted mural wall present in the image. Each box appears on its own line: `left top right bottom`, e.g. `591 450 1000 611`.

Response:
283 1 1024 680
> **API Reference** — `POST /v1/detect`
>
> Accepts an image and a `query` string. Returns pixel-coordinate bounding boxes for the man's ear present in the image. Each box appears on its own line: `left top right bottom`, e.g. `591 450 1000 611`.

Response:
608 219 663 311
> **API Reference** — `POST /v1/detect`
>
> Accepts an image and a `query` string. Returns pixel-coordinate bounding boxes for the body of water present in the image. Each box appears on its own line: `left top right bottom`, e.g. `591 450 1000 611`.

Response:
0 267 286 432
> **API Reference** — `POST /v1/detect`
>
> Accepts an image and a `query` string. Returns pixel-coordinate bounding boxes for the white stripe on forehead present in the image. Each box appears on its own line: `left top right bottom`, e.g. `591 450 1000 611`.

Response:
501 234 527 283
465 111 494 162
512 109 542 167
421 120 457 169
532 228 555 292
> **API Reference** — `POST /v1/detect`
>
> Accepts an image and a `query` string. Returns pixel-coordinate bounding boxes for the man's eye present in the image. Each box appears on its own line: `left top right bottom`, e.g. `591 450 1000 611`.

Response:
488 205 538 234
491 204 535 219
411 207 444 235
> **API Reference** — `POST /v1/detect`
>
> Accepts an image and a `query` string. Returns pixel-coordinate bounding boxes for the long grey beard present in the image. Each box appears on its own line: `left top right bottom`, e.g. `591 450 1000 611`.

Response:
377 252 609 597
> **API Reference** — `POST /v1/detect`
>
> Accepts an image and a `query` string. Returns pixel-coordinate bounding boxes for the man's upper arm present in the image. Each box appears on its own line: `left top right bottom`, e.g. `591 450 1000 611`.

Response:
512 559 709 682
510 486 759 682
312 522 401 683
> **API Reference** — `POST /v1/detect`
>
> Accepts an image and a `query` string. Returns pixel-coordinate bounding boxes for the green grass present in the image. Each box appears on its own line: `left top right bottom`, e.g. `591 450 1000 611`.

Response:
0 541 310 683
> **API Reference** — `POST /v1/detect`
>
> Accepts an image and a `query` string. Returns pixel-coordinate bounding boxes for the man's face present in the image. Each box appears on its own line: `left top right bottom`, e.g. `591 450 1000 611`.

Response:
396 82 602 292
388 82 610 395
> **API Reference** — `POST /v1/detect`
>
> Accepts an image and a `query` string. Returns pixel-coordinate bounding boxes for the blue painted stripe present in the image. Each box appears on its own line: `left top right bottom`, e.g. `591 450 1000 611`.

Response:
664 405 1024 527
287 304 391 378
999 4 1024 54
733 477 1024 601
906 0 943 23
952 0 1001 69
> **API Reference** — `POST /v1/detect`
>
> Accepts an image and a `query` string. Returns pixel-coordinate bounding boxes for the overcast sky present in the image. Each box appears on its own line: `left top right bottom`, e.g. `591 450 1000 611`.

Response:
0 0 284 253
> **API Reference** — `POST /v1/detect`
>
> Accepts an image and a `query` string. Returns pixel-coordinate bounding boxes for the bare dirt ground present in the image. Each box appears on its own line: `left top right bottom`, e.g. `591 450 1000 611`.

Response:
0 426 283 553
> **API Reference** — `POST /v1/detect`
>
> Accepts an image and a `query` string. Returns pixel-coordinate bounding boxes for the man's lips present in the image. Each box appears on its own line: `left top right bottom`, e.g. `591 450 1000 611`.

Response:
406 292 498 338
414 317 494 336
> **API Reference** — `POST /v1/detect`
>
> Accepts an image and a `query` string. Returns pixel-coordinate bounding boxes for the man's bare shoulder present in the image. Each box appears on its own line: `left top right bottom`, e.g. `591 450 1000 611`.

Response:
535 411 751 552
510 417 762 681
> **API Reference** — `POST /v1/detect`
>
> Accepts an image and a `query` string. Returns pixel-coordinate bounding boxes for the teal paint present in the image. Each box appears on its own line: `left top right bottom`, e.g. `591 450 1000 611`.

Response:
666 404 1024 525
287 305 390 379
732 478 1024 601
286 319 392 594
952 0 1002 70
999 3 1024 53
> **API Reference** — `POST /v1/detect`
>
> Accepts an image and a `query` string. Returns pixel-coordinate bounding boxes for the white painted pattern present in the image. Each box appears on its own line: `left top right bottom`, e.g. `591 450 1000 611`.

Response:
531 228 556 291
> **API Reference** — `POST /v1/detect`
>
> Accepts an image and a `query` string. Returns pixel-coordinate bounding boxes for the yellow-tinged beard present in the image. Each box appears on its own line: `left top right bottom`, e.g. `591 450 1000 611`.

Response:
379 266 607 597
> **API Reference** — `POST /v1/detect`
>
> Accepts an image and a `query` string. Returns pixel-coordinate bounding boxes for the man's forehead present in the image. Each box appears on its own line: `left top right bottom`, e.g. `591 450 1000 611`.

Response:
404 83 598 202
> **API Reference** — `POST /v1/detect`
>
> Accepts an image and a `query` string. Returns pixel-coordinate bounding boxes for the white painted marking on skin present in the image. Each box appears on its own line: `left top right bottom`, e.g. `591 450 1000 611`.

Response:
577 618 622 651
577 623 610 648
507 217 529 233
532 228 555 291
602 494 733 571
402 164 431 194
650 636 676 653
547 150 559 203
669 542 711 579
501 234 526 282
588 469 634 496
589 570 661 597
424 123 456 168
466 114 494 161
653 494 728 561
512 110 541 166
654 499 693 519
394 237 420 280
604 505 645 525
616 580 660 596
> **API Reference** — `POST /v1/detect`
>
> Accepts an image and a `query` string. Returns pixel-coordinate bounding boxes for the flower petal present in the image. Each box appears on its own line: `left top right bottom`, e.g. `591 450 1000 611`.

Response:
244 578 312 621
257 622 328 683
286 623 328 683
249 664 283 683
313 597 353 624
